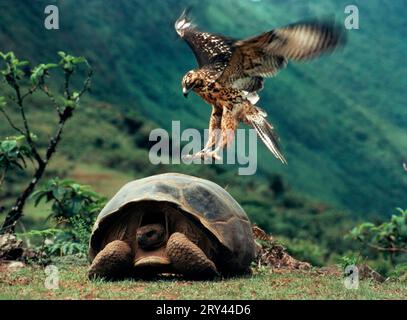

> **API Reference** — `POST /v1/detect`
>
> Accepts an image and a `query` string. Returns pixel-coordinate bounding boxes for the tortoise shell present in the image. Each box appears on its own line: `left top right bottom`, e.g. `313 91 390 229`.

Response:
89 173 255 272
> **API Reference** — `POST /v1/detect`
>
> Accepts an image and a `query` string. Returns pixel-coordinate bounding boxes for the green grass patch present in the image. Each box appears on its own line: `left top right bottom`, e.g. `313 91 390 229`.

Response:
0 264 405 300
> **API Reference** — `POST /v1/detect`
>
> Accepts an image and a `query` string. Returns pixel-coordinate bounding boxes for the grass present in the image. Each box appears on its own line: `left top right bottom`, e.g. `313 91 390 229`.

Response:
1 264 406 300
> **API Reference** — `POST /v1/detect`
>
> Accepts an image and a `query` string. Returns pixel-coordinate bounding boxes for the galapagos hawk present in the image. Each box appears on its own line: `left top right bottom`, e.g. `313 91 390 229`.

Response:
175 11 345 163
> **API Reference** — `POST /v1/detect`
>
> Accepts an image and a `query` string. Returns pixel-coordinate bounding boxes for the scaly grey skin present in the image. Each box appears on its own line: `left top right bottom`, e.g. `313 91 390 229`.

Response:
137 224 219 278
88 240 133 280
88 224 167 280
88 224 219 280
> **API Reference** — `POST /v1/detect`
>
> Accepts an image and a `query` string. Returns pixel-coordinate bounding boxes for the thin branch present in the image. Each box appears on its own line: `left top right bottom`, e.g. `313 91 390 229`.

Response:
39 85 62 115
0 108 25 135
14 85 29 133
21 85 38 101
64 71 72 99
77 68 93 98
0 168 6 188
12 84 44 166
367 243 407 254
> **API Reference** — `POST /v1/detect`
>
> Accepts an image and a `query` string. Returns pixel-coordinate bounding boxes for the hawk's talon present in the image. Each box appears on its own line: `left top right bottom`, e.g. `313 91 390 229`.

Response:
204 151 222 161
182 153 203 161
182 151 221 162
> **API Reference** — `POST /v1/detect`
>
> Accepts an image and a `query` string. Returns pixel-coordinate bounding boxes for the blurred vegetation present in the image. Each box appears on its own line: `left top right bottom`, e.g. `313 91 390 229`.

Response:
0 0 406 279
348 208 407 267
1 78 360 267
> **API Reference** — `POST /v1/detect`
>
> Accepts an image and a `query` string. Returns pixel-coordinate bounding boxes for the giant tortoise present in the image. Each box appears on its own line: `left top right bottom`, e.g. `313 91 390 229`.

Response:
88 173 255 279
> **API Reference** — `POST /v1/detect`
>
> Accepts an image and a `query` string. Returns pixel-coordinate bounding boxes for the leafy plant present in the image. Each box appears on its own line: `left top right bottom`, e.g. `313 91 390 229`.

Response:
69 214 94 247
31 215 95 258
32 177 106 225
46 225 88 257
0 52 28 83
16 228 62 264
0 135 33 187
338 253 362 271
17 224 87 259
0 51 92 234
30 63 58 85
18 180 105 258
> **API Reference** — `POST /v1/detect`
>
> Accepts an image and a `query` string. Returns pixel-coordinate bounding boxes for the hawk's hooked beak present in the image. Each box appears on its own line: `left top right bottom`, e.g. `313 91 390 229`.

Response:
182 84 196 98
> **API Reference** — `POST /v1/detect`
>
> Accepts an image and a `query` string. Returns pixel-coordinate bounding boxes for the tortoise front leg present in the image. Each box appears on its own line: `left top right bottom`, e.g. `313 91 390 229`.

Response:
166 232 219 279
88 240 133 280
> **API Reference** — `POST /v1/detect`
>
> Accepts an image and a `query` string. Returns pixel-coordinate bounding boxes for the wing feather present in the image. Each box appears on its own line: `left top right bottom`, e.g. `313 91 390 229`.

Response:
175 12 234 67
218 19 345 86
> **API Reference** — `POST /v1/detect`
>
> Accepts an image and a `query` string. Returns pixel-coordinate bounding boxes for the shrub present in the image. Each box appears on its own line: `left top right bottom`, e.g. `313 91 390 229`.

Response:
348 208 407 266
0 135 33 188
338 253 362 271
31 177 106 226
0 51 92 233
19 179 106 259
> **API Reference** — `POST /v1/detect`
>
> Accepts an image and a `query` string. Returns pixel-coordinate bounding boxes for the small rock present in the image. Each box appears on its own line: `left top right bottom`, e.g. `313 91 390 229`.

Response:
0 233 24 260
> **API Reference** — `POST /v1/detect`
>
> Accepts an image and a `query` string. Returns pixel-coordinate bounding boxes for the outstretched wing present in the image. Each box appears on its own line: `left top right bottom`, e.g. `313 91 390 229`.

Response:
218 20 345 86
175 12 235 68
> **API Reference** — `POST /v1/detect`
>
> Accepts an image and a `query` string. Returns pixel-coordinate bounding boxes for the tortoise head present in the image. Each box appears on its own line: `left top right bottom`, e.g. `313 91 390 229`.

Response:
136 223 166 250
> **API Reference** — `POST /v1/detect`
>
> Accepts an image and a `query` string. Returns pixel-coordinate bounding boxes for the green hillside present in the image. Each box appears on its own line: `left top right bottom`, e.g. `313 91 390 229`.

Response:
0 87 360 266
0 0 406 215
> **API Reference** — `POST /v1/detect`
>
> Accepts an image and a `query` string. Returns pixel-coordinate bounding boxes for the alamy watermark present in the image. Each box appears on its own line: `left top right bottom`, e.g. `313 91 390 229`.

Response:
42 4 359 31
44 265 59 290
344 5 359 30
344 265 359 289
44 5 59 30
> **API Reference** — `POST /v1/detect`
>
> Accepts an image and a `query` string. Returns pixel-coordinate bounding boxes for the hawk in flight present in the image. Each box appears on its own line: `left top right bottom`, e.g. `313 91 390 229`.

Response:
175 11 345 163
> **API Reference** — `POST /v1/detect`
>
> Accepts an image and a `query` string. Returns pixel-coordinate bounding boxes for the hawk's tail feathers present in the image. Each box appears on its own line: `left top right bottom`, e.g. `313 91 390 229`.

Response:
246 110 287 164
